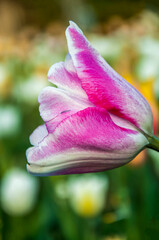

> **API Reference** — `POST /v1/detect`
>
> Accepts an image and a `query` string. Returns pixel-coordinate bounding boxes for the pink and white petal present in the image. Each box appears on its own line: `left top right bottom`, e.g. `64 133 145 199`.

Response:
27 151 134 176
64 53 76 74
109 113 137 131
26 107 148 176
38 86 93 122
66 21 153 134
48 61 87 98
45 110 76 133
29 124 48 146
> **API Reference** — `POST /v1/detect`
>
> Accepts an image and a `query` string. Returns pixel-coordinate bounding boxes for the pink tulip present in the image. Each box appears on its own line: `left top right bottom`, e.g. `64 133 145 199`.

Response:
26 21 159 176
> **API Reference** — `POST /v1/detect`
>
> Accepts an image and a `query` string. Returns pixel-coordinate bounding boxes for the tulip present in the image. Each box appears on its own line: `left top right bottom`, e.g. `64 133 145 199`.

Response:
0 168 39 215
26 21 159 176
66 175 109 217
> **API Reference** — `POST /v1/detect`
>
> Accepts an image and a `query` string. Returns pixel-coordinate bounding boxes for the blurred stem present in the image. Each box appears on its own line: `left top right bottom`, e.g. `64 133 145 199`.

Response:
147 135 159 152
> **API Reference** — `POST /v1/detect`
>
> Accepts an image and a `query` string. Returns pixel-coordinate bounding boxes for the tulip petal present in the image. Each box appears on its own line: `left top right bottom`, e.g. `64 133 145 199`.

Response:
66 21 153 133
38 86 93 122
64 53 76 74
27 107 148 176
48 59 87 98
46 110 76 133
29 124 48 146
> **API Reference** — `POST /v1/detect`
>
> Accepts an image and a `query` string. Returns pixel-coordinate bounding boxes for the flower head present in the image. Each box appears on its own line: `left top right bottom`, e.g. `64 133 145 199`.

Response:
0 168 39 215
67 174 108 217
26 21 159 176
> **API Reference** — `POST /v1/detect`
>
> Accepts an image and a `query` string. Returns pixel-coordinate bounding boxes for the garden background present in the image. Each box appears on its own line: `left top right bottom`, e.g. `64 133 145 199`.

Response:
0 0 159 239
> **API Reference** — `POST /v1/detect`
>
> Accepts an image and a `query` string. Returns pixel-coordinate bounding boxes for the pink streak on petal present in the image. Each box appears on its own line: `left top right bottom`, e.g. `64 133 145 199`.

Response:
66 21 153 133
45 110 76 133
26 107 148 176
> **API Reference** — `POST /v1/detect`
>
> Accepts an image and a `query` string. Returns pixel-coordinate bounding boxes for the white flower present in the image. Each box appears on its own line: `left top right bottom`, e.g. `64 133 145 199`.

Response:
12 74 48 104
0 168 39 216
136 57 159 81
67 174 109 217
89 35 124 60
0 106 21 138
136 37 159 81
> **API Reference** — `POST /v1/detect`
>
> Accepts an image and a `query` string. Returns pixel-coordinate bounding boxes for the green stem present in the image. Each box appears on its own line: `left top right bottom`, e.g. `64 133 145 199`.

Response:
147 135 159 152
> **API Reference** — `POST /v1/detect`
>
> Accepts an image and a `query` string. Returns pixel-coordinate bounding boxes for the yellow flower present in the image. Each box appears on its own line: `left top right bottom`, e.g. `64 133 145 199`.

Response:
67 174 108 217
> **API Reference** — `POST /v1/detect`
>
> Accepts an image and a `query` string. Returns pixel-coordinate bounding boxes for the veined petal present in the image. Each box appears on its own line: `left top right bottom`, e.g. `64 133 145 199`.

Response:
27 107 148 176
66 21 153 134
45 110 76 133
38 86 93 122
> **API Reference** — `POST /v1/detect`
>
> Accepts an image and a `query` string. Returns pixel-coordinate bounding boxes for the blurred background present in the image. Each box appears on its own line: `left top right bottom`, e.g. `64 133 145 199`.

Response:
0 0 159 239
